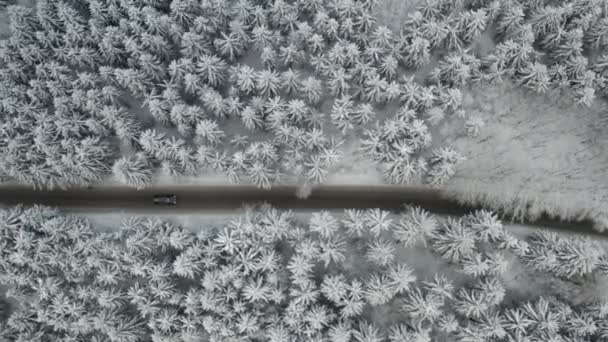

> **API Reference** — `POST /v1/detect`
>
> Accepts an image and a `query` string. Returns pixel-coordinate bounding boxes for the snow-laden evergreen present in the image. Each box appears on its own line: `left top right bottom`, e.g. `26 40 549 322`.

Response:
0 204 607 342
3 0 605 190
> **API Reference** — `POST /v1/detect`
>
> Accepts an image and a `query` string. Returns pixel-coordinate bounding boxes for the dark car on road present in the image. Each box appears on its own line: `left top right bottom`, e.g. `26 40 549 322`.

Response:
153 194 177 205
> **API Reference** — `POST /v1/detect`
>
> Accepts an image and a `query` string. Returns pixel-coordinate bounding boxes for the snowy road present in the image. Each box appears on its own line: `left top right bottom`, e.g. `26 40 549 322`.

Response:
0 185 602 238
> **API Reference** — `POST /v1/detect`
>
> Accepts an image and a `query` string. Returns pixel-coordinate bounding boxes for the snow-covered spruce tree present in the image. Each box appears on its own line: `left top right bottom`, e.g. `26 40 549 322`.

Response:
393 206 438 247
431 217 478 262
463 209 506 244
428 53 481 87
365 238 396 267
2 204 608 341
401 287 444 325
0 0 597 192
112 153 154 190
521 230 604 279
402 36 432 69
361 110 433 185
455 8 488 44
341 209 367 238
426 147 465 186
195 118 226 146
517 61 552 93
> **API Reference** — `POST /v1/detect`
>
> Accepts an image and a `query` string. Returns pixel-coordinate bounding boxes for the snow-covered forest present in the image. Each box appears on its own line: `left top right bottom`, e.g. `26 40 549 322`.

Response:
0 204 607 342
2 0 607 193
3 0 608 227
3 0 608 341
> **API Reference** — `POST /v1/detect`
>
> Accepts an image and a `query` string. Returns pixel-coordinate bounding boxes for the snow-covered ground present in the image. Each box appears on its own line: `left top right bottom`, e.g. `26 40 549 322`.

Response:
438 81 608 224
373 0 423 31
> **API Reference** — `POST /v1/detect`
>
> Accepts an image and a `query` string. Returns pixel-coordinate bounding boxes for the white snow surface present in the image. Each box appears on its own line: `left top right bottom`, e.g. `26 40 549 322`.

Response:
439 81 608 224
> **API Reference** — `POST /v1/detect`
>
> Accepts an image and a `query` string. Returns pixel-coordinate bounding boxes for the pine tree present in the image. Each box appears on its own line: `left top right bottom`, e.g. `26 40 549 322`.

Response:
242 277 273 303
353 321 384 342
112 154 153 190
430 53 480 87
423 274 454 302
453 288 490 319
301 76 324 104
317 233 345 265
370 25 394 48
256 69 282 97
364 273 394 306
138 129 165 158
279 43 304 67
518 62 551 93
586 17 608 49
353 103 375 125
240 105 265 131
523 231 603 278
306 32 326 55
464 210 505 243
474 277 505 307
342 209 367 237
402 288 444 324
437 87 463 112
305 155 329 184
327 67 353 97
574 85 596 107
529 5 567 39
403 36 431 69
504 307 533 337
251 24 277 51
261 46 278 68
321 274 349 304
214 31 245 61
394 206 438 247
496 4 525 38
366 238 395 267
290 279 320 306
389 323 431 342
247 161 273 189
554 28 585 62
456 9 488 43
431 217 477 262
418 19 450 49
461 253 492 278
387 263 416 295
426 147 464 186
281 68 301 95
196 54 227 87
359 209 390 237
172 251 200 279
180 32 211 59
285 98 310 124
564 312 597 337
305 127 329 151
231 64 257 95
138 53 166 81
520 297 560 336
330 95 356 133
328 320 353 342
363 73 388 104
340 280 366 319
309 211 340 239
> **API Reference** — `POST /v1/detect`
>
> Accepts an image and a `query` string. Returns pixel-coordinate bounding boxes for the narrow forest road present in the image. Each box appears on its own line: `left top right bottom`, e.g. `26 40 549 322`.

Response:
0 185 603 238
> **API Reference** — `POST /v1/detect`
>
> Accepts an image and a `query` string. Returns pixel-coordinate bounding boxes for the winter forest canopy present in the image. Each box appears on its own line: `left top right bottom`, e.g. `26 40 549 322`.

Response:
3 0 608 341
1 204 608 342
1 0 608 189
